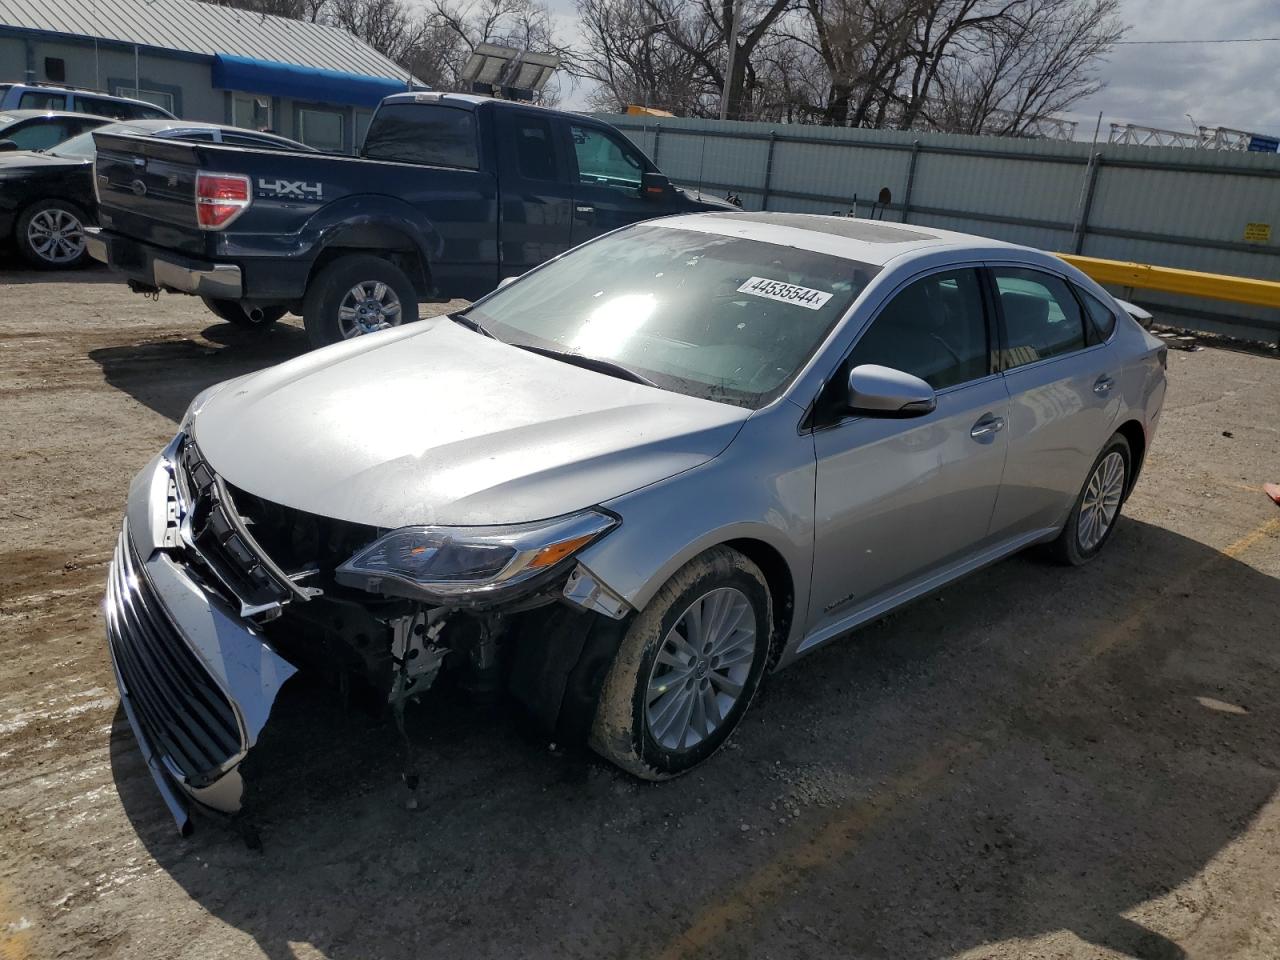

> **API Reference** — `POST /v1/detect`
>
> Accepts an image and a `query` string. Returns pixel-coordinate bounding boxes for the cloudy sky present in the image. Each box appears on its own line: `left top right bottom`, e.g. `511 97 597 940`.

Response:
549 0 1280 138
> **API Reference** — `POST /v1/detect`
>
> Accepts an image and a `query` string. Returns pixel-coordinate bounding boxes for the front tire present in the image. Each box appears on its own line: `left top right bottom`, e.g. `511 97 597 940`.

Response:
1047 433 1131 566
590 546 772 780
200 298 286 329
302 255 419 349
16 199 90 269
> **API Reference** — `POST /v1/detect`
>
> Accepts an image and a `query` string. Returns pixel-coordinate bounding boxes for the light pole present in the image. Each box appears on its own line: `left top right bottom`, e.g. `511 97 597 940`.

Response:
719 0 743 120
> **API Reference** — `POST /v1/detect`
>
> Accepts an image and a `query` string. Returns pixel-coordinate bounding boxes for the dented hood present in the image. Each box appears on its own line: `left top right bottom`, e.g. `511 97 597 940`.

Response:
191 317 749 528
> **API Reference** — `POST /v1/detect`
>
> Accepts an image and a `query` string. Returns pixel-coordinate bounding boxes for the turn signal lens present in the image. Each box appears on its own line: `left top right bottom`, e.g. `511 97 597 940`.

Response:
527 533 600 569
195 172 252 230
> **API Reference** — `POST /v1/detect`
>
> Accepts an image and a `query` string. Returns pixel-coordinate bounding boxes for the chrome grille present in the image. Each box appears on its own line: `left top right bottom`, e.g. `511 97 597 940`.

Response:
105 531 242 785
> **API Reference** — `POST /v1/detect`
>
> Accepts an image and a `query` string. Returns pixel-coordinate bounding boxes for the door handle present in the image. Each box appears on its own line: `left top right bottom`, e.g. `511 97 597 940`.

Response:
1093 375 1115 395
970 414 1006 439
575 204 594 215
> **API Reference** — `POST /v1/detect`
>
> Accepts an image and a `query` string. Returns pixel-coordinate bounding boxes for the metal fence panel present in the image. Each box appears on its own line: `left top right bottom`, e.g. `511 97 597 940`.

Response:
600 113 1280 340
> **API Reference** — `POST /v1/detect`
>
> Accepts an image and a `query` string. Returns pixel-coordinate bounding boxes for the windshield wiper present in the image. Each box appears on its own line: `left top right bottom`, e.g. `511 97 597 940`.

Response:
449 312 498 340
515 344 657 387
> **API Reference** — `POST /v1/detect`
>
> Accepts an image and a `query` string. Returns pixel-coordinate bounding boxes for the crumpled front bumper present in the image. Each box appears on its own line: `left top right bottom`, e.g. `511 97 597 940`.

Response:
104 445 296 835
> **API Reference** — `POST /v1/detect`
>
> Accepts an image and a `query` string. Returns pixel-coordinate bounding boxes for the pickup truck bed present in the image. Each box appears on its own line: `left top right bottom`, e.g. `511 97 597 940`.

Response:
89 93 732 347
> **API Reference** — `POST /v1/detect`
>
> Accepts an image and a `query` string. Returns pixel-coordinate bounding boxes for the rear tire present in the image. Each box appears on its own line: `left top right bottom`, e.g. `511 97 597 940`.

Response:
1046 434 1131 566
590 546 771 780
302 255 418 349
16 199 90 269
201 298 286 329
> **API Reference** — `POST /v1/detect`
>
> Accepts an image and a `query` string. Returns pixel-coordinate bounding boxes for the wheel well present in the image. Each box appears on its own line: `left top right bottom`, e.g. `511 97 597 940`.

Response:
307 229 431 298
724 538 794 666
1115 419 1146 496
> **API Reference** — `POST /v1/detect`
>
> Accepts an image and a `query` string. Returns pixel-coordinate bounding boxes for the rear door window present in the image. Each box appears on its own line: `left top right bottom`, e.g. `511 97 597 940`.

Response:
362 103 478 169
19 91 66 110
74 96 130 119
6 119 72 150
992 267 1087 368
847 268 991 390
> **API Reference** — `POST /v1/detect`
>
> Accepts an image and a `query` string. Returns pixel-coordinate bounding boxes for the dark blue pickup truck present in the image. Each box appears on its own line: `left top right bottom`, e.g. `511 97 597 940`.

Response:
87 93 734 347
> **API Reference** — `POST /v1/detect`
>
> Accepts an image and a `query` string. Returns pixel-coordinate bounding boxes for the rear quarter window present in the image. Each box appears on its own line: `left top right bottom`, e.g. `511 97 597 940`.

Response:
1077 287 1118 343
361 103 478 169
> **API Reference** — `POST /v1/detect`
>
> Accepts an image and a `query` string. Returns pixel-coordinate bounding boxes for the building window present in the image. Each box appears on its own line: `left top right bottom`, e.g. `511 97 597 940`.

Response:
112 86 176 114
233 94 272 132
297 106 344 152
44 57 66 82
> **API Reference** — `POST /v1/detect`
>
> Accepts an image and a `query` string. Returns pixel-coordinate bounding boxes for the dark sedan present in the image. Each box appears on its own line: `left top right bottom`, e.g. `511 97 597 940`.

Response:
0 110 113 153
0 119 311 269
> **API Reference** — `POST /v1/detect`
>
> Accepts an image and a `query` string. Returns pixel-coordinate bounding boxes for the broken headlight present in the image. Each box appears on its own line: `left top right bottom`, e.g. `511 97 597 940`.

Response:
335 510 619 602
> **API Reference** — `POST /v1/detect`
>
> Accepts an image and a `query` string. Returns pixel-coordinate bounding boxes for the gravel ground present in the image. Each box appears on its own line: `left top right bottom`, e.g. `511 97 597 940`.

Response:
1 265 1279 960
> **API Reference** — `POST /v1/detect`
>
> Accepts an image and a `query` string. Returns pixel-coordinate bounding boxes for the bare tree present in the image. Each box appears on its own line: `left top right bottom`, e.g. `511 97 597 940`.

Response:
928 0 1123 135
573 0 797 119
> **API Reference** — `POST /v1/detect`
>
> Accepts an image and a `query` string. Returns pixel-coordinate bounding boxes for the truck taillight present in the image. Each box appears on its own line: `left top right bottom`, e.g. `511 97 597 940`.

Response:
195 172 251 230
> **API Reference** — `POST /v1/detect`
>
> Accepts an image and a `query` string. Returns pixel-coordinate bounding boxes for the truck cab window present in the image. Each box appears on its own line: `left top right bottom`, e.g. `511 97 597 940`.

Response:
570 123 643 192
363 103 479 170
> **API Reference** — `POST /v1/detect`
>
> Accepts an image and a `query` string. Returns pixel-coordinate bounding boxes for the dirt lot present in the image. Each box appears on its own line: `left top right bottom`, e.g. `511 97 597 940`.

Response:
1 264 1278 960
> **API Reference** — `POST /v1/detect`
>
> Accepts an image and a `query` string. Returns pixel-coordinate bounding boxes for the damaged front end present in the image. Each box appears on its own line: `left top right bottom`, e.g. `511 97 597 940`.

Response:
106 432 632 835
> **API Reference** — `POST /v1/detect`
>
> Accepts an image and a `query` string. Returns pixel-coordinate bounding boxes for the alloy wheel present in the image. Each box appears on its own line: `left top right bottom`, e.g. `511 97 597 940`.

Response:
644 586 757 751
27 207 85 264
1078 450 1125 551
337 281 403 338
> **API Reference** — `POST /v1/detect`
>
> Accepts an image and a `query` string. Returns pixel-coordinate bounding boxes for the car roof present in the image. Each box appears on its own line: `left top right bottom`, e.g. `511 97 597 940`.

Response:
3 83 172 111
379 91 570 117
653 211 1030 268
0 109 113 122
94 118 312 150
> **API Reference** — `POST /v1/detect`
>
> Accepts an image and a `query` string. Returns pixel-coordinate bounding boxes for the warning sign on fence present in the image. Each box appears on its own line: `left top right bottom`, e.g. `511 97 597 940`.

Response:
1243 222 1271 243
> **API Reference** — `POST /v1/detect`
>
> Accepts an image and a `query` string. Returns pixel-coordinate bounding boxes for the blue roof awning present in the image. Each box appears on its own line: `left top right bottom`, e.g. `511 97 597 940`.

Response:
212 54 408 108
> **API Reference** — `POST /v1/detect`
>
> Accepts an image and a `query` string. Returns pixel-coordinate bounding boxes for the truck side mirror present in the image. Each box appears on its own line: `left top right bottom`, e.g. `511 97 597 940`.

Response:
641 171 671 200
0 140 18 152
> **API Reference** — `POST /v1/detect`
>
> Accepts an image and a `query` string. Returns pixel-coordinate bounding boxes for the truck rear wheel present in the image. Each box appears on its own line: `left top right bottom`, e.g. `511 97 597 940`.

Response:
302 255 419 349
201 298 286 329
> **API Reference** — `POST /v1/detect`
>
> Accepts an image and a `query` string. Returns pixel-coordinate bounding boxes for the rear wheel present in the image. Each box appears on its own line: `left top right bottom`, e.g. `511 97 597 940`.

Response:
590 546 771 780
302 255 419 349
1046 433 1131 565
200 298 287 329
16 199 90 269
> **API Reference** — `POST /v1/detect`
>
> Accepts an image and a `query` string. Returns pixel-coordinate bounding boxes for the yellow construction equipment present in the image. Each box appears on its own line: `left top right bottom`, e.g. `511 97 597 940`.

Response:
1057 254 1280 310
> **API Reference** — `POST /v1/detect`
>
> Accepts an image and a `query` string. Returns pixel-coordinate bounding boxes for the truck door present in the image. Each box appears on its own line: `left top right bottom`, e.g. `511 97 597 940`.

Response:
494 108 574 278
566 121 659 244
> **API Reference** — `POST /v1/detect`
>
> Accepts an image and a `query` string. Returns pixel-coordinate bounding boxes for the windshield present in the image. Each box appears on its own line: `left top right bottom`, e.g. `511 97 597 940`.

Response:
465 224 879 408
48 123 144 160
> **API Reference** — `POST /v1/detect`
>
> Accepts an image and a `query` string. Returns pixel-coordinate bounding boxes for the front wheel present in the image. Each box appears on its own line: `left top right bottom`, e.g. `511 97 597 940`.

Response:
590 546 772 780
302 255 419 349
1046 433 1131 565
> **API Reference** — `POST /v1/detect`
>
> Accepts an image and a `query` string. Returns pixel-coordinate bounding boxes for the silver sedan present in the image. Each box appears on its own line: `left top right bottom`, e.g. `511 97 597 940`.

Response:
104 212 1166 830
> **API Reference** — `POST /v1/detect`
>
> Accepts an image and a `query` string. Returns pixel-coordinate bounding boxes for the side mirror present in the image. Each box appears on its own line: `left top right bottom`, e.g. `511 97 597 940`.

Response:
0 140 18 152
641 171 672 200
847 364 936 417
497 275 519 290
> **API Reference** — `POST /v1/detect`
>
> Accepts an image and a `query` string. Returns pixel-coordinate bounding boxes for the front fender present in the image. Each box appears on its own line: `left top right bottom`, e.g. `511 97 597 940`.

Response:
575 409 816 658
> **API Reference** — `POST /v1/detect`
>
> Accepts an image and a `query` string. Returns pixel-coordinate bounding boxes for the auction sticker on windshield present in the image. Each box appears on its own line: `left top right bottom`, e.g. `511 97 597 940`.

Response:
737 276 833 310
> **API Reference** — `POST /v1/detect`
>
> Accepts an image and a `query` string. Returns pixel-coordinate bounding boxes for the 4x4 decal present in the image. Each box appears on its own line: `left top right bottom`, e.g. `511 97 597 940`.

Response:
257 178 323 200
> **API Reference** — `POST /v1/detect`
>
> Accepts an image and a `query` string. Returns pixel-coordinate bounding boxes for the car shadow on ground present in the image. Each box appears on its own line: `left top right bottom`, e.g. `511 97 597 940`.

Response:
107 517 1279 959
0 261 120 284
87 322 311 423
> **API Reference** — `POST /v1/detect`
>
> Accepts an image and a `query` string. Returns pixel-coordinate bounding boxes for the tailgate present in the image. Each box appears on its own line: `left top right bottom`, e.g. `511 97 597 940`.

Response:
93 133 207 255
